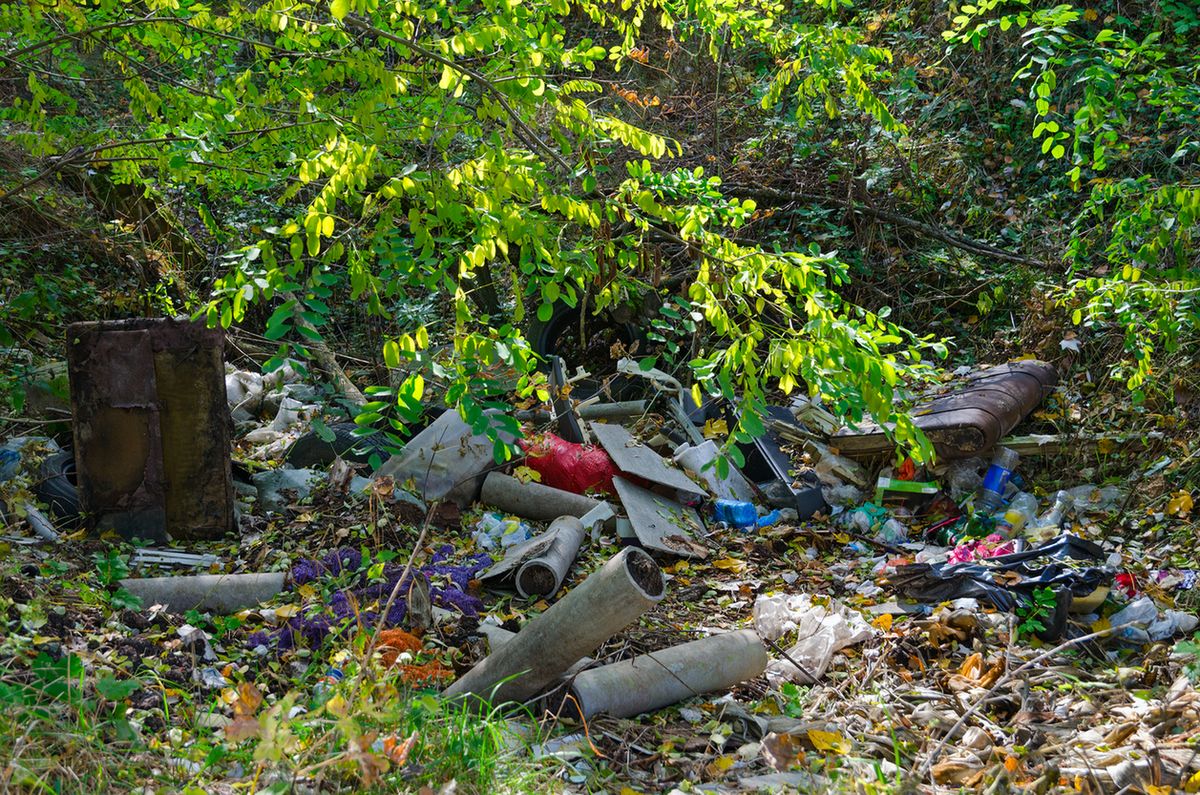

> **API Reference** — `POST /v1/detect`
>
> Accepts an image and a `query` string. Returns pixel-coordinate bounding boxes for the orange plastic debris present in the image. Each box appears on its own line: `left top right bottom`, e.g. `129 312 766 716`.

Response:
398 662 454 686
376 629 422 667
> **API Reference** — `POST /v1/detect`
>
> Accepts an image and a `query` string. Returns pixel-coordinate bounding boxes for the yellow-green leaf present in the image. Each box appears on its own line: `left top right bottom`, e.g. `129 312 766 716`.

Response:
807 729 850 754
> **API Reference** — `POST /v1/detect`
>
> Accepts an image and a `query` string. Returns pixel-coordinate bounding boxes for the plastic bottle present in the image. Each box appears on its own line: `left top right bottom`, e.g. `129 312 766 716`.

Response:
714 499 758 529
993 492 1039 537
471 512 531 549
314 667 344 700
1024 490 1073 542
1066 484 1123 513
973 447 1020 515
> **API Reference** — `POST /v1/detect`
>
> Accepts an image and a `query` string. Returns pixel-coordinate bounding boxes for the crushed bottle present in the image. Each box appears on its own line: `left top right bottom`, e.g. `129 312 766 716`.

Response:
1025 490 1073 543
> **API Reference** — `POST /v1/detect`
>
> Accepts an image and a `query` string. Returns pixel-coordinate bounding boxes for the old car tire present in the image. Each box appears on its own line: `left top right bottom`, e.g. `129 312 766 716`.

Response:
283 423 391 469
34 450 81 520
526 303 642 366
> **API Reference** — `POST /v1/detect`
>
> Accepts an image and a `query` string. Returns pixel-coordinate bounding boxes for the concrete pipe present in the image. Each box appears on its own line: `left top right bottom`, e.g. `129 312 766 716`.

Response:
515 516 586 599
481 471 601 522
564 630 767 719
445 547 665 705
120 572 286 614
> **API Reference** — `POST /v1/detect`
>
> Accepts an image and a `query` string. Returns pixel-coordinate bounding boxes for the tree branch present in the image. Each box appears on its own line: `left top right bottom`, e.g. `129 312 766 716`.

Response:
725 184 1045 267
343 16 573 174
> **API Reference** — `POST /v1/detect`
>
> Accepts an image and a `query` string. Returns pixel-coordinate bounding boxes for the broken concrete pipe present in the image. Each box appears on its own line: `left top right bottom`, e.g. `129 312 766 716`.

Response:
515 516 586 599
561 630 768 719
480 471 602 522
444 547 666 705
477 623 593 677
120 572 286 614
21 502 60 543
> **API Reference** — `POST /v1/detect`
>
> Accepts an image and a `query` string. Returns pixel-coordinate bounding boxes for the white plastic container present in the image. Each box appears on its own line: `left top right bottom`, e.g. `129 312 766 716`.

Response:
673 440 757 502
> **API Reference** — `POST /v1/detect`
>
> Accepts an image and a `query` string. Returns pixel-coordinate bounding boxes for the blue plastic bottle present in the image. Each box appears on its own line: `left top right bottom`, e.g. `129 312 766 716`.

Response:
714 499 758 529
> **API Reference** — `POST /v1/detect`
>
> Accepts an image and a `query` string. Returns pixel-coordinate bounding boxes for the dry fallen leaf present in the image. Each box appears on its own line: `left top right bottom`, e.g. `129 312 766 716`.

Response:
761 732 805 770
274 603 301 619
702 418 728 439
712 557 747 574
704 755 735 777
382 731 418 766
873 613 894 632
932 760 985 786
234 681 263 716
807 729 850 755
1167 490 1193 517
513 465 542 484
225 681 264 742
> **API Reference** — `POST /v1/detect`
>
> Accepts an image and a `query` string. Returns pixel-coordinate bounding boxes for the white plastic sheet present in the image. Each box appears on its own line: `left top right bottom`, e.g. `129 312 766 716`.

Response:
753 592 874 685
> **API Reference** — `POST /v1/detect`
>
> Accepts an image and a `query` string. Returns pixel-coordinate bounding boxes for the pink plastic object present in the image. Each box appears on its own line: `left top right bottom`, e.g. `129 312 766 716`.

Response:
521 433 617 496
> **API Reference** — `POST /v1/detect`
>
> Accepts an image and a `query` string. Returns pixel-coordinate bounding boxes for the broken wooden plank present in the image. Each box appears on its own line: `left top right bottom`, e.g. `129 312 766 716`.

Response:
996 432 1165 456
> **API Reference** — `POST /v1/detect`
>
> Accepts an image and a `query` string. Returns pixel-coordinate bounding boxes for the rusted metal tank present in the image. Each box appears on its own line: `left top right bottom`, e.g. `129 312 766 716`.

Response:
66 317 233 541
833 360 1058 461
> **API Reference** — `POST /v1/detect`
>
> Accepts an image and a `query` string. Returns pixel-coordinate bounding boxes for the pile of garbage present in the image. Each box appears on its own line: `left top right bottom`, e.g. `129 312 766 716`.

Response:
4 333 1200 791
217 354 1197 710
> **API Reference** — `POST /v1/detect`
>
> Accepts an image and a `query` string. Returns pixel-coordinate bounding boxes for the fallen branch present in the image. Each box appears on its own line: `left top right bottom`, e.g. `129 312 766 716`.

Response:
725 184 1044 268
283 292 366 407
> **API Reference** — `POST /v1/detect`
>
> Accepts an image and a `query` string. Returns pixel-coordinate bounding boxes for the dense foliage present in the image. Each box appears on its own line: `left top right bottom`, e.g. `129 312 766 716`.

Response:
1 0 1196 452
0 0 946 459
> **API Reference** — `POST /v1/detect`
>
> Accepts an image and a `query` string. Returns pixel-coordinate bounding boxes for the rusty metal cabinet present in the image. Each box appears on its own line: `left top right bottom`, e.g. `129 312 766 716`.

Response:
67 318 234 541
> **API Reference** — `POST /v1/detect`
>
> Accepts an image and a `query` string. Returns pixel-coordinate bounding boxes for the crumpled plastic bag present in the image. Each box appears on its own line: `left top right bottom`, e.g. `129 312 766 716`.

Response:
887 534 1112 613
225 369 264 419
1111 595 1200 644
520 432 617 496
752 593 874 685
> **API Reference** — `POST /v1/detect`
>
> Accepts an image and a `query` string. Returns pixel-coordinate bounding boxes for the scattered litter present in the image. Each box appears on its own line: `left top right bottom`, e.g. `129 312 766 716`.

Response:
471 512 533 550
887 535 1112 637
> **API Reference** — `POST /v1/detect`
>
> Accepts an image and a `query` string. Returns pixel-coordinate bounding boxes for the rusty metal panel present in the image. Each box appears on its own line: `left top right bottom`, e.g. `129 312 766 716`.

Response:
67 318 233 541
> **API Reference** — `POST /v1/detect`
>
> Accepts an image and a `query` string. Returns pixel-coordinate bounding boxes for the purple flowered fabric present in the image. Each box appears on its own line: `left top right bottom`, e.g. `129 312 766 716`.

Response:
248 546 491 654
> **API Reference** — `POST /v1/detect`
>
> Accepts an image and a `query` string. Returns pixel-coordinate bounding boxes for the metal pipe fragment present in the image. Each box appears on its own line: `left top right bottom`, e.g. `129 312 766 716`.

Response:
515 401 648 424
120 572 286 614
515 516 586 599
445 547 665 704
481 471 601 522
565 630 768 719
